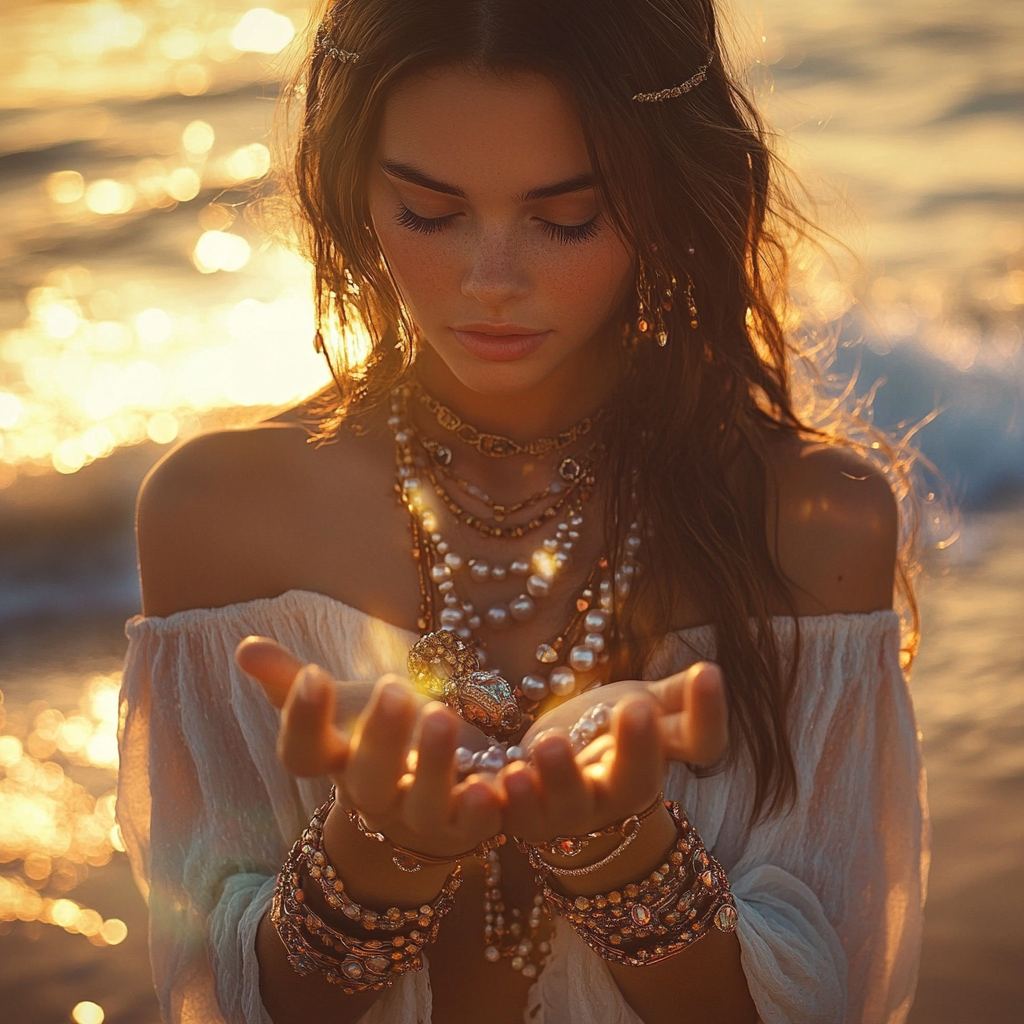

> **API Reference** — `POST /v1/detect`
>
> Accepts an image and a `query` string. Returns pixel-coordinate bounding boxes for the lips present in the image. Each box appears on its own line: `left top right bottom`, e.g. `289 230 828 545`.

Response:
451 325 550 363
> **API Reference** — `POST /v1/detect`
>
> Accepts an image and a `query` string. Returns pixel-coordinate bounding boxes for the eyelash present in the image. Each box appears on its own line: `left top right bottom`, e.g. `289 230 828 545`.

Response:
394 204 600 245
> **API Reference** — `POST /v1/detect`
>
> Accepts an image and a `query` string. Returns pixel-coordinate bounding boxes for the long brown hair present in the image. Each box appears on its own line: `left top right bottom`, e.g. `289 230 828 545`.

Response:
280 0 919 821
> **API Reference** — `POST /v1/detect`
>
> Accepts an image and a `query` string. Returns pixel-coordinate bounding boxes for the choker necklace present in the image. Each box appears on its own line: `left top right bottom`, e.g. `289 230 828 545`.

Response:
409 378 605 459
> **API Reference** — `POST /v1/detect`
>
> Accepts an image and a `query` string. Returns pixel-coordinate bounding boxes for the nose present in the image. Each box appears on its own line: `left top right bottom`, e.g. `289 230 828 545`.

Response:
461 229 530 309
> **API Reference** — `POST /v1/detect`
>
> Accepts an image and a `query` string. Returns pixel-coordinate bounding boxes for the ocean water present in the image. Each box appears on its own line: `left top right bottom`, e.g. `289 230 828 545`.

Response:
0 2 1022 1022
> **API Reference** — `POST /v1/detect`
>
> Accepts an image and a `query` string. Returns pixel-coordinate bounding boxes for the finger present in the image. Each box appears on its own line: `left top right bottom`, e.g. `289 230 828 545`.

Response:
236 636 305 709
606 694 663 811
531 730 592 834
671 659 729 765
451 775 503 843
499 760 546 840
658 663 729 764
403 703 459 833
346 676 418 817
278 664 349 776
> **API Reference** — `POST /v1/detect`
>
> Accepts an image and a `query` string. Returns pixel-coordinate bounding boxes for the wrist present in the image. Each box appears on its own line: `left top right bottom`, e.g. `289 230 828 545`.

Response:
542 803 680 897
322 803 454 909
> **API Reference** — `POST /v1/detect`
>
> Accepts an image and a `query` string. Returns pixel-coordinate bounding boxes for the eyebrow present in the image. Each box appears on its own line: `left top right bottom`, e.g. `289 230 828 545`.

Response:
379 160 595 202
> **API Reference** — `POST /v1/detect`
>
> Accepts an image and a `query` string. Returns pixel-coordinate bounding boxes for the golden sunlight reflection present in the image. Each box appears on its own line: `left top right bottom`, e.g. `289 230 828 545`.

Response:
0 673 127 944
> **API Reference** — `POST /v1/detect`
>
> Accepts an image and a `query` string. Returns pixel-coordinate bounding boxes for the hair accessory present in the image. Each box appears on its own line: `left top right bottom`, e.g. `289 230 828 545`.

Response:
537 801 739 967
314 16 360 64
633 51 715 103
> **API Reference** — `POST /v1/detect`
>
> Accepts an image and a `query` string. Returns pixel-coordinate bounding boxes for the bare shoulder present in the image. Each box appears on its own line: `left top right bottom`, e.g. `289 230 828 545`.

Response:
136 421 310 616
136 409 400 618
766 435 898 616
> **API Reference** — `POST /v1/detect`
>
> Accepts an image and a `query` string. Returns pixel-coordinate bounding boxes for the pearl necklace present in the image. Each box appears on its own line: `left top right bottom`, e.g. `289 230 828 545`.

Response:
391 385 643 712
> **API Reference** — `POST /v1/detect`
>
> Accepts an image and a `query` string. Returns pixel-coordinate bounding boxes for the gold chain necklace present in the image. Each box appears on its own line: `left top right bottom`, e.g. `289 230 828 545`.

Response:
409 378 605 458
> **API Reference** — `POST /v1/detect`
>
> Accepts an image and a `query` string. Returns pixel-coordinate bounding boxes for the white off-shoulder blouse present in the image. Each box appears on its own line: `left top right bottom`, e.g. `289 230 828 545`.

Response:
116 590 928 1024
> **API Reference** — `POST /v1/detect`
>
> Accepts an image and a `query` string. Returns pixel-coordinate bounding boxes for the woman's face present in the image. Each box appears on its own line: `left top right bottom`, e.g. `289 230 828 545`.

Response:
367 66 634 396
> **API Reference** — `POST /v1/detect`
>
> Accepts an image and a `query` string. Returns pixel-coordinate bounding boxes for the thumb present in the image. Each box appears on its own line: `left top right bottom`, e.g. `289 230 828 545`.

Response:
651 662 729 765
279 664 350 777
236 636 305 709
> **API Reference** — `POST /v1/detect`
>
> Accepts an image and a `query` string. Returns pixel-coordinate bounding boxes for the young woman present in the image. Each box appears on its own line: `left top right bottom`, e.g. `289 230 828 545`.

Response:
116 2 927 1022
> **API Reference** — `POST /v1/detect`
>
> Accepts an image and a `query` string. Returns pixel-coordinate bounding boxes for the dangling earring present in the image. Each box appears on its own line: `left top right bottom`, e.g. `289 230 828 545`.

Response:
635 260 675 347
684 274 699 331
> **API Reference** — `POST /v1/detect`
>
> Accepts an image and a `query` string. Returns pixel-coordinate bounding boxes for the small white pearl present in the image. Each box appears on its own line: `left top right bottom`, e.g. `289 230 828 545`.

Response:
553 551 571 570
509 595 535 621
491 565 507 581
577 717 599 742
481 746 507 771
549 667 576 696
486 604 511 629
436 540 450 555
520 675 548 700
590 703 613 728
526 574 551 598
439 607 463 627
509 559 531 576
626 534 642 551
468 615 481 629
506 745 524 761
444 552 464 571
438 579 455 593
443 593 459 607
569 645 596 672
455 747 475 774
456 626 472 639
470 561 491 582
542 538 559 553
584 609 609 632
584 632 605 653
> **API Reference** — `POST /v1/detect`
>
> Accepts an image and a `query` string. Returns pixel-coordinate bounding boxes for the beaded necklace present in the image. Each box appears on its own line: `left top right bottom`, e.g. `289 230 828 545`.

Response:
390 382 643 978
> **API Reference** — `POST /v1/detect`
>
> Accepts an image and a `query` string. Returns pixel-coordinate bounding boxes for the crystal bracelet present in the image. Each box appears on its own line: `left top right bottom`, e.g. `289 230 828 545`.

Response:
538 801 739 967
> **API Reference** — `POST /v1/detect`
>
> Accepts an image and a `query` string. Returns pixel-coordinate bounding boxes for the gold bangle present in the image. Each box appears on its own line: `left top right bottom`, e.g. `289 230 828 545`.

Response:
519 791 664 873
342 794 506 872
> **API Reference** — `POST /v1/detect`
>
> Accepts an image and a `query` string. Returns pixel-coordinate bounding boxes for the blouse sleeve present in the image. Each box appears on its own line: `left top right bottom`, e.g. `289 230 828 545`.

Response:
115 598 428 1024
538 611 928 1024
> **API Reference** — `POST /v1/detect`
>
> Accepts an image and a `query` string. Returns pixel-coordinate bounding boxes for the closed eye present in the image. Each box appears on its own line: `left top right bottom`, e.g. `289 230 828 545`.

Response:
395 204 600 245
395 204 460 234
538 216 599 245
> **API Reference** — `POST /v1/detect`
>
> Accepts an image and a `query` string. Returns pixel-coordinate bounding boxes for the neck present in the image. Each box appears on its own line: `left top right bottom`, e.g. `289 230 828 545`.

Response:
412 338 621 443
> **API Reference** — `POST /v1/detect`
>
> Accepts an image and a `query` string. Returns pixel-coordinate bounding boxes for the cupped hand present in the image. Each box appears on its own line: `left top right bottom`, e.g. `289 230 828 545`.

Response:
235 636 503 860
499 662 728 844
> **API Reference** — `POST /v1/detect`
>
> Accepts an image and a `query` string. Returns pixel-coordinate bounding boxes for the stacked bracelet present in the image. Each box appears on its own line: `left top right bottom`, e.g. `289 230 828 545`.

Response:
271 791 462 993
535 801 738 967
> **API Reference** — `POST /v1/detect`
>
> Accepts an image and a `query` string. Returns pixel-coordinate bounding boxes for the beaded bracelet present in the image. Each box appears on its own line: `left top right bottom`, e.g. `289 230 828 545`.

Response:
271 792 462 992
537 801 738 967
